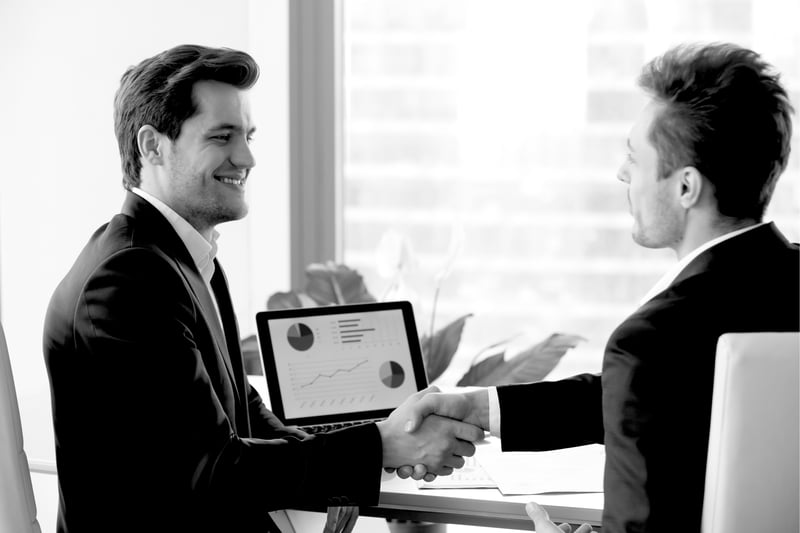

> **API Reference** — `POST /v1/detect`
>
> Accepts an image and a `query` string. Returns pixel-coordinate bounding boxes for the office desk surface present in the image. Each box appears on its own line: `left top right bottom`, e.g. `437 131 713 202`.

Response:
248 376 605 529
366 472 603 530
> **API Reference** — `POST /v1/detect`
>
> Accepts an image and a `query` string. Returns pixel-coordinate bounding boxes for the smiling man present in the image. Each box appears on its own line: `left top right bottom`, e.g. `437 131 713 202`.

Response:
42 44 482 533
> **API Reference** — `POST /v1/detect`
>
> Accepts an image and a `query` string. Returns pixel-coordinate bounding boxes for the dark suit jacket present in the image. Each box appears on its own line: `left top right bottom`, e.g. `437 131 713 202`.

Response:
43 192 382 533
496 223 799 533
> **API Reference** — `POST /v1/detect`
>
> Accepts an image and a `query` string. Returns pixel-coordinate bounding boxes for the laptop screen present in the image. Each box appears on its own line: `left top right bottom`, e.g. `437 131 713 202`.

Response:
256 301 428 427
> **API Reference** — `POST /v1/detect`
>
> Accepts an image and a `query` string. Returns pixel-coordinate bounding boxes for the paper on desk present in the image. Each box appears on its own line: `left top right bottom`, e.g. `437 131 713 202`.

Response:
477 444 605 495
416 454 498 489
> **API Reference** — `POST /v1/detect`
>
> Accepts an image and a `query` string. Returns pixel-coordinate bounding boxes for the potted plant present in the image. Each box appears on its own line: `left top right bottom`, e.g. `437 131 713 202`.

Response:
241 260 584 387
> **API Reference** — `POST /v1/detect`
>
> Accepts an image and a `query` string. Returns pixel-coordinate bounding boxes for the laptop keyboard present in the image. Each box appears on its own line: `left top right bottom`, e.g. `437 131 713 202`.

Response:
300 418 384 435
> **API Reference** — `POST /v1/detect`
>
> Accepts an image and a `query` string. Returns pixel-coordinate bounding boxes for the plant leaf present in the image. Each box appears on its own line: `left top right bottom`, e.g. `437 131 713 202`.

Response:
465 334 520 368
305 261 376 305
267 291 303 310
457 332 586 386
420 313 472 383
455 351 505 386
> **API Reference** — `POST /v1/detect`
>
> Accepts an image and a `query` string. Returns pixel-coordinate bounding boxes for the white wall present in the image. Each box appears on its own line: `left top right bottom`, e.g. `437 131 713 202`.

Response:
0 1 290 530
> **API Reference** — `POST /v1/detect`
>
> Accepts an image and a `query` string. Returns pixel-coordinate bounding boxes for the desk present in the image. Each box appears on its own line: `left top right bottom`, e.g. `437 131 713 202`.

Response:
361 469 603 531
248 376 604 530
368 437 604 530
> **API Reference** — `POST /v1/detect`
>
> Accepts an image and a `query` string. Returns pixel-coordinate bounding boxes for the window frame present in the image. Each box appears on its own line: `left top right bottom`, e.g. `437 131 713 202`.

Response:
288 0 343 288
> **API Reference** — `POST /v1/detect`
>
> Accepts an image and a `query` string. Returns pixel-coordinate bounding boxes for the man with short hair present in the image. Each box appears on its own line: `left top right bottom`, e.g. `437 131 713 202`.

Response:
404 42 799 533
43 44 482 533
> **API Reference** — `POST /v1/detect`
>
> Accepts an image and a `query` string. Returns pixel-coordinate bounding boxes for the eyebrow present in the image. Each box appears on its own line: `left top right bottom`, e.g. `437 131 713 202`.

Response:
626 139 634 152
207 123 257 135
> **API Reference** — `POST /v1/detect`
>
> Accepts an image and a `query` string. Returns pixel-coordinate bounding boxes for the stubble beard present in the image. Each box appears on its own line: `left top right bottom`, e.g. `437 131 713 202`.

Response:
631 207 682 250
169 153 248 231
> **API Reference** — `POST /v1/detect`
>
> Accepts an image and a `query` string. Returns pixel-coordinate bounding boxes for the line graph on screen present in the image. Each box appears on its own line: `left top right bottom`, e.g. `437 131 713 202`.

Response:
289 357 381 408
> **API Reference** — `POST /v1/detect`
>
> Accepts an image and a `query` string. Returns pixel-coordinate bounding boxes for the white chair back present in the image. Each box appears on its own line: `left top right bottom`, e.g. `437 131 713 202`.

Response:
702 332 799 533
0 322 42 533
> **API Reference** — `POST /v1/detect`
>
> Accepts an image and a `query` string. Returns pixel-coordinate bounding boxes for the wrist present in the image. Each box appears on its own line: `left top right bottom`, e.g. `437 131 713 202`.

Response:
375 420 393 467
466 389 490 430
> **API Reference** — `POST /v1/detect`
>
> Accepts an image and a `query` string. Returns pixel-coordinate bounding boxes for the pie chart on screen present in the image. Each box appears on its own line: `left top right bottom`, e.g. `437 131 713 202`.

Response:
287 323 314 351
379 361 405 388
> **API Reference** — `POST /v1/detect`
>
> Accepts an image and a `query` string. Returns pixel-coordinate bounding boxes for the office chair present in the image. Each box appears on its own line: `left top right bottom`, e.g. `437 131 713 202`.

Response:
0 321 42 533
702 332 799 533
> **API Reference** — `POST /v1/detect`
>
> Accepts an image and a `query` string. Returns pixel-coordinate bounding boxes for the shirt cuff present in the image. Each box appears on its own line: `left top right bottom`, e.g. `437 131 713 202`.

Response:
488 386 501 437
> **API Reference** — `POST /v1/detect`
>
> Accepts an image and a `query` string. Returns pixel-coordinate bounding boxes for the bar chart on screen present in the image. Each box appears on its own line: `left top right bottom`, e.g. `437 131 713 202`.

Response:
328 314 406 348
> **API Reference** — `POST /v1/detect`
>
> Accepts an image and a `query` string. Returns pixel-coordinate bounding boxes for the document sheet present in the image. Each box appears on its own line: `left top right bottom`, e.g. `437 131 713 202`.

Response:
419 438 605 495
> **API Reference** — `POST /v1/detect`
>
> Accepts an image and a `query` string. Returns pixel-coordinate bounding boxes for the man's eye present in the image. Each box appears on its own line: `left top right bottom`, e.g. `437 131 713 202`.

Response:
626 152 635 163
212 134 231 142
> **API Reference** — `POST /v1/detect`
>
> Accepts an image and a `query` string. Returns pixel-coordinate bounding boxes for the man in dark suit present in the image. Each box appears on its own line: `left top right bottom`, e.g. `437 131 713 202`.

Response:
402 42 799 533
42 44 483 533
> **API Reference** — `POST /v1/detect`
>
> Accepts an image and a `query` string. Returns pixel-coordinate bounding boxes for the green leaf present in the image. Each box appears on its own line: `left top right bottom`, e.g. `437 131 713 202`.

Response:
420 313 472 383
457 332 586 386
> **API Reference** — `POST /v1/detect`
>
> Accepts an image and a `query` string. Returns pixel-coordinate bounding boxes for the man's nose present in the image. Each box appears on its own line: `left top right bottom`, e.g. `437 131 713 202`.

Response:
232 139 256 169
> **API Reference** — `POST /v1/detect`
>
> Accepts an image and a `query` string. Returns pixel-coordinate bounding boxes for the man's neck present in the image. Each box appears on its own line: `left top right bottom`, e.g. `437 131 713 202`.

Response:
674 217 760 260
132 186 216 242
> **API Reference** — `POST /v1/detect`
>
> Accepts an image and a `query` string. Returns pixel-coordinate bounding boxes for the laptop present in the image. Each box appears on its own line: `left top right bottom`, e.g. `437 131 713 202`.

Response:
255 300 429 434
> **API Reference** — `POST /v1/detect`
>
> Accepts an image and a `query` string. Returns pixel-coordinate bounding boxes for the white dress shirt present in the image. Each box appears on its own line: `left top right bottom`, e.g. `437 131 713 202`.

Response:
486 221 766 437
130 188 224 329
637 222 766 306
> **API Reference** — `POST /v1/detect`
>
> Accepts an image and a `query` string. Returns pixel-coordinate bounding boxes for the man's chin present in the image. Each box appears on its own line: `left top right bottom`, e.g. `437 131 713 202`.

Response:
632 231 668 250
631 227 652 248
215 205 249 225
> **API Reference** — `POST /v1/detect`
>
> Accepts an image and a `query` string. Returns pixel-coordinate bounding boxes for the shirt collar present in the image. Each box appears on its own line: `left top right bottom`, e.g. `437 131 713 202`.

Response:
131 187 219 284
639 222 767 306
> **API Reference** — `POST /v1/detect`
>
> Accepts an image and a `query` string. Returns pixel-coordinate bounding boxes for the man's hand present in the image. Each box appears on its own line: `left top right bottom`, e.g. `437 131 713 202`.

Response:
383 387 490 480
281 425 312 441
525 502 596 533
377 386 484 475
323 506 358 533
384 463 436 482
402 388 490 433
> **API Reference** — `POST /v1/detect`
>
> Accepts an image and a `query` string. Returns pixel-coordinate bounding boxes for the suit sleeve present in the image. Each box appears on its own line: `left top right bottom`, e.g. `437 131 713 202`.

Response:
496 373 604 451
245 381 303 439
601 316 664 533
75 247 381 516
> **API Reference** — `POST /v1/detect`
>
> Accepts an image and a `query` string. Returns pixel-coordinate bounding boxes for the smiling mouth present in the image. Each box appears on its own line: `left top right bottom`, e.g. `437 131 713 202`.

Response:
215 175 247 186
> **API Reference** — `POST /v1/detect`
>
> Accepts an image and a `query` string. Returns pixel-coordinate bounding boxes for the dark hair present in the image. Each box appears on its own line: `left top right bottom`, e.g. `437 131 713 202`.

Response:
113 44 259 189
638 42 793 220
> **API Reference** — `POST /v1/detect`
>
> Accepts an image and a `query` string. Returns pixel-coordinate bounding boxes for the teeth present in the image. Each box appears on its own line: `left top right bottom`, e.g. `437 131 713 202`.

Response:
218 176 245 185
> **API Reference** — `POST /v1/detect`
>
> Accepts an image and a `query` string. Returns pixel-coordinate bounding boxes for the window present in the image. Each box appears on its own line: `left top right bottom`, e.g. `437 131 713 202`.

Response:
298 0 800 382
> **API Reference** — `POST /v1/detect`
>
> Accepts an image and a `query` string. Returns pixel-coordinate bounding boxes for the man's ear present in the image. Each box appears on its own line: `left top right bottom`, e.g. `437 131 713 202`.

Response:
137 125 165 166
677 166 704 209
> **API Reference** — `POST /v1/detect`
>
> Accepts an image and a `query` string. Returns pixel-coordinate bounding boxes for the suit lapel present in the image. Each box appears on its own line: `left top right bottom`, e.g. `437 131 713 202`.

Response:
120 192 242 412
211 260 252 435
181 264 242 407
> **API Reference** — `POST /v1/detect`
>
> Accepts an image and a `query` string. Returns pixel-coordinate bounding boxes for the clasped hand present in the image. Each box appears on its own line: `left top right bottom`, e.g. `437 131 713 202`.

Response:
376 386 487 481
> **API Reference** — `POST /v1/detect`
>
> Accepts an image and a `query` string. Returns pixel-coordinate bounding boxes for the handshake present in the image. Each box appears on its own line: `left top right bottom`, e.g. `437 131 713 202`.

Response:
375 385 490 482
373 386 598 533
